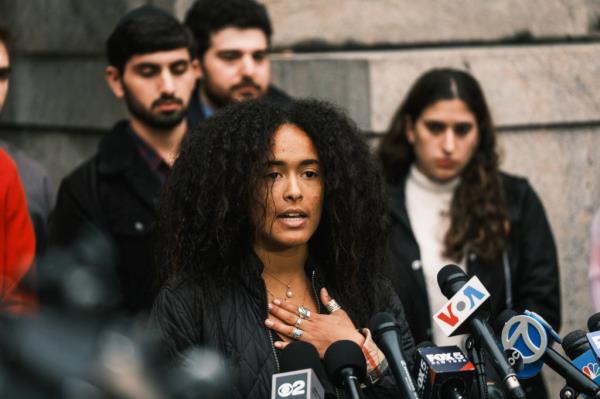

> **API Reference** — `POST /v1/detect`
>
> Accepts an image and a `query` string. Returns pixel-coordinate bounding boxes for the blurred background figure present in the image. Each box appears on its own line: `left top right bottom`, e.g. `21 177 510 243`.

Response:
589 208 600 311
48 6 199 316
0 25 37 314
0 230 230 399
0 140 55 257
0 148 36 314
378 68 560 398
184 0 289 126
0 25 55 259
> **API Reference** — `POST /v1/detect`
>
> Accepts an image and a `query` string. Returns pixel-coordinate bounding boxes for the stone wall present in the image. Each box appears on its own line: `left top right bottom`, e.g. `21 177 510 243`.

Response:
265 0 594 47
1 1 600 395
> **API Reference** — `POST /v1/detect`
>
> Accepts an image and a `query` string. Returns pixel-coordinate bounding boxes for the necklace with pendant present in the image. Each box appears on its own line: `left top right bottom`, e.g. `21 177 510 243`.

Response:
264 270 295 300
266 285 308 308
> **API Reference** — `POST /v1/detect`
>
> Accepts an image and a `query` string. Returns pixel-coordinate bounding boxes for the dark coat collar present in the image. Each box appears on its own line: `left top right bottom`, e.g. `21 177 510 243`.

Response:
97 120 137 175
387 172 411 229
96 120 161 213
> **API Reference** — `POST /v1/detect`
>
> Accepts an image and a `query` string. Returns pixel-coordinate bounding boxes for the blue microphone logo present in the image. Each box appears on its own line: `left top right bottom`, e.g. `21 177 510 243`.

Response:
501 315 548 378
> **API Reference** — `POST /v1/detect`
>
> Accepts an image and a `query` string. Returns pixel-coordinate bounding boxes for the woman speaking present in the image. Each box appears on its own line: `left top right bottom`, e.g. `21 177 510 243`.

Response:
152 99 414 399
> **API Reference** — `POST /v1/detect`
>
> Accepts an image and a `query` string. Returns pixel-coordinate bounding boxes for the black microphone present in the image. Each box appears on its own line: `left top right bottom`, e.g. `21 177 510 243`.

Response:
368 312 420 399
589 313 600 333
412 342 475 399
271 341 326 399
323 340 366 399
563 330 591 360
436 265 525 399
560 330 600 393
279 341 336 399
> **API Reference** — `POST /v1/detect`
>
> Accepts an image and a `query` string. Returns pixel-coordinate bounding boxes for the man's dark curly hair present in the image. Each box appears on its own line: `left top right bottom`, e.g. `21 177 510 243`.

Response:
160 98 389 325
106 5 197 73
378 68 509 264
184 0 272 59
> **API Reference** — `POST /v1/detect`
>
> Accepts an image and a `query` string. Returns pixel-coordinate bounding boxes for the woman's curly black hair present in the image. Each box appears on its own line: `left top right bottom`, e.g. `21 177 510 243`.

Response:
378 68 509 263
159 98 389 325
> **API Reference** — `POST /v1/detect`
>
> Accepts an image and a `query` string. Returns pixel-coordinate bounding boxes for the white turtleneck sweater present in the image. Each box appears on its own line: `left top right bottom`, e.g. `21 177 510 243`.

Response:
405 165 467 348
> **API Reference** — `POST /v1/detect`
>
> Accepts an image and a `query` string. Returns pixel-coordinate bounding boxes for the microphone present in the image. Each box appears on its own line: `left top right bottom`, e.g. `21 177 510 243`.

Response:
497 309 600 398
587 313 600 362
323 340 366 399
368 312 420 399
494 309 545 379
271 341 326 399
589 313 600 333
412 342 475 399
562 330 600 383
435 264 525 399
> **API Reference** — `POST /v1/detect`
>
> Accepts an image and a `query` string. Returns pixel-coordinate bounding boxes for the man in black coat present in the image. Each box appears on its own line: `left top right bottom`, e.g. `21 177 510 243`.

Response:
184 0 290 128
48 6 200 315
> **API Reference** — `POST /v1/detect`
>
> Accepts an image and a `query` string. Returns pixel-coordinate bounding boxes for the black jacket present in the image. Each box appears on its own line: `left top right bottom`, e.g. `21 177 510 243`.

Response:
152 254 415 399
48 121 162 314
388 172 560 398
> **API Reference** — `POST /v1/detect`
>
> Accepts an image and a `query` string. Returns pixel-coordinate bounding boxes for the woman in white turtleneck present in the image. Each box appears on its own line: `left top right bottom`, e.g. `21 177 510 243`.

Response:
405 164 464 347
378 68 560 398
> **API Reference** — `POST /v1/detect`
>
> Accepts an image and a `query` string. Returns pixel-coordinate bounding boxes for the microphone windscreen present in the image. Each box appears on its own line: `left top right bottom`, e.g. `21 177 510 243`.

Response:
562 330 590 360
436 264 467 298
492 309 519 336
279 341 321 373
323 340 366 387
588 313 600 332
368 312 397 339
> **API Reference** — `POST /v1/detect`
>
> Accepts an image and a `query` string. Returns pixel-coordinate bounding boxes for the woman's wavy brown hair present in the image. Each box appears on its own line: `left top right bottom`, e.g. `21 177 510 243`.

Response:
378 68 509 263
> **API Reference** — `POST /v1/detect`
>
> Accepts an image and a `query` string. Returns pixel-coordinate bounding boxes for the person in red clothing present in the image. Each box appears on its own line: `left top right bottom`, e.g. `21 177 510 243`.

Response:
0 26 36 313
0 148 36 313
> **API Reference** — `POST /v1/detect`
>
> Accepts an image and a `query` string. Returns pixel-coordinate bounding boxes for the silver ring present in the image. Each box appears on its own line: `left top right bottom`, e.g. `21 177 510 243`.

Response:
291 327 303 340
326 299 341 313
298 306 311 320
294 317 303 328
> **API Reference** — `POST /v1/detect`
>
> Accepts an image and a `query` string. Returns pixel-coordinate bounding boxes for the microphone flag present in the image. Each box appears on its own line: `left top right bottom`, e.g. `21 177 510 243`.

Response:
413 345 475 399
433 275 491 337
500 314 548 378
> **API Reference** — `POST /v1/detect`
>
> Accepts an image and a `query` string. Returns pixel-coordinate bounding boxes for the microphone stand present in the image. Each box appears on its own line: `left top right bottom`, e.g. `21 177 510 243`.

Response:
466 337 489 399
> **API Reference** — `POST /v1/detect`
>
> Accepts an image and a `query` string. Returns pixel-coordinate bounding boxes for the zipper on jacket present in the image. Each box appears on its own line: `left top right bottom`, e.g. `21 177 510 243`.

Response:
311 270 321 314
261 274 281 373
265 268 322 374
266 271 334 390
267 301 281 373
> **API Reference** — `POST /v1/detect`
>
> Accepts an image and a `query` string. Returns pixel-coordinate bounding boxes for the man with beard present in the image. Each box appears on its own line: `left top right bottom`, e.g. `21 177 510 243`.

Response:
184 0 289 126
48 6 199 315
